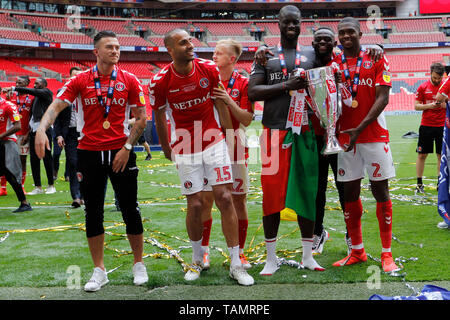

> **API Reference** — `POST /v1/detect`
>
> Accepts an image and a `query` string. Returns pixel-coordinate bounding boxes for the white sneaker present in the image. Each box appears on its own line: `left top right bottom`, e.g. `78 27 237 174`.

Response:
229 265 254 286
259 259 279 276
84 267 109 292
132 262 148 286
45 185 56 194
184 262 203 281
301 257 325 271
437 220 450 229
312 229 329 255
27 187 44 195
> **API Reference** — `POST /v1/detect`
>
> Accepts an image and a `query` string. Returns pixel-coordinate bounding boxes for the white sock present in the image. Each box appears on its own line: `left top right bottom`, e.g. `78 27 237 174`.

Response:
228 245 241 267
302 238 314 262
265 237 277 263
301 238 325 271
260 238 279 275
382 247 391 253
190 238 203 263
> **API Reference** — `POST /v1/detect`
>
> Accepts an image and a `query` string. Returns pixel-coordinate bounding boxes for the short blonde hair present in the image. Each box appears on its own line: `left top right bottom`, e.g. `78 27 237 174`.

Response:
216 39 243 62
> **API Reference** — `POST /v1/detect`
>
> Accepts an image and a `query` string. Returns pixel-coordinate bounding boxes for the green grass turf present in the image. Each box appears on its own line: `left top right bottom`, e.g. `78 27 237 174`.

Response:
0 114 449 299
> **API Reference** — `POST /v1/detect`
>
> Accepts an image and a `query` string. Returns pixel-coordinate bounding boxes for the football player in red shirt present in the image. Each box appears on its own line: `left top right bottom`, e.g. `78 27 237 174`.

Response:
436 74 450 229
34 31 149 291
200 39 254 270
0 76 33 195
0 95 32 212
414 63 446 194
331 17 400 273
151 29 254 285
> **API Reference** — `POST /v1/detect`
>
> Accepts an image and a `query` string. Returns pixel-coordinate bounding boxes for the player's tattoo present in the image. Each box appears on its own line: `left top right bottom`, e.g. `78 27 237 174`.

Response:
127 106 146 146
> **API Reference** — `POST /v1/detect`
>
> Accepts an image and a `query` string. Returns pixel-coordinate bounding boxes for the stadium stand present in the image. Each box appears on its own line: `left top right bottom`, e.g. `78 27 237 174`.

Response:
8 58 86 78
0 28 49 42
387 54 445 73
13 14 69 32
42 32 93 44
116 35 152 47
132 21 189 35
193 22 250 36
386 18 441 32
81 18 130 35
389 32 446 43
0 12 19 29
0 58 41 77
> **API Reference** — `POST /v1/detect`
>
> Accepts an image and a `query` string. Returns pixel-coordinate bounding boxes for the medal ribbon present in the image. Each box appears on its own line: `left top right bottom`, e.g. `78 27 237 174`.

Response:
340 49 365 99
92 65 117 119
16 93 30 113
226 70 238 95
277 42 301 77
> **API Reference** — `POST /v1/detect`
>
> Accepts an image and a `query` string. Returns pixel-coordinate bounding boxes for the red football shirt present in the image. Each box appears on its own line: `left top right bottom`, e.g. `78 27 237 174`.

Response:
416 79 445 127
57 67 146 151
439 77 450 98
0 98 21 142
149 58 224 154
7 92 33 136
221 72 253 161
333 52 392 145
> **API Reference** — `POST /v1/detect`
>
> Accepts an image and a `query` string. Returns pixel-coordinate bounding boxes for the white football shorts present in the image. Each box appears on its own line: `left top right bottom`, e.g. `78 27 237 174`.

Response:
175 139 233 195
203 161 249 195
337 142 396 182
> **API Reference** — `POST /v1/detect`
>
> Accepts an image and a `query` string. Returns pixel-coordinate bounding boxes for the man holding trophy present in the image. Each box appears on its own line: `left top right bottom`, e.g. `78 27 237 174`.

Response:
330 17 400 273
248 5 324 275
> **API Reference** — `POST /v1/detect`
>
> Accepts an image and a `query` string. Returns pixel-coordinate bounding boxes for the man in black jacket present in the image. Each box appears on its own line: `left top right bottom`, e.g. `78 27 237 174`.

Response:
54 67 83 207
3 78 55 195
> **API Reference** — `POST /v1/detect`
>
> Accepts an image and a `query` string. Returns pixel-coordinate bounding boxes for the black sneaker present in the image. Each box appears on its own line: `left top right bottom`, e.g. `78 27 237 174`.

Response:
145 154 152 161
13 203 32 213
415 184 425 194
71 199 81 208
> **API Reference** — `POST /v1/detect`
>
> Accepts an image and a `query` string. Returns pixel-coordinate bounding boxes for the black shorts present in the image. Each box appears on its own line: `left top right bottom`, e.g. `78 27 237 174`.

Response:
138 128 147 144
138 134 146 144
417 125 444 154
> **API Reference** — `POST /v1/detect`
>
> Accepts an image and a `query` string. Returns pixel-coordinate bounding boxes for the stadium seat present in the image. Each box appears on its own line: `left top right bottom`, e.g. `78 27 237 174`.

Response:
389 32 446 43
0 28 50 42
386 54 445 73
193 22 250 36
43 32 93 44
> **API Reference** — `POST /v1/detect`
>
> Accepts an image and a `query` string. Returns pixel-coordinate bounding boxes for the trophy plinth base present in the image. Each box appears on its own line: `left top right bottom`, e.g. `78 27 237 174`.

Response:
322 138 343 155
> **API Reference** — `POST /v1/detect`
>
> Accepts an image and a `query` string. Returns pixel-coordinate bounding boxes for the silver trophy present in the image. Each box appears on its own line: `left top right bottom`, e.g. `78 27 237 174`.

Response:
305 66 343 155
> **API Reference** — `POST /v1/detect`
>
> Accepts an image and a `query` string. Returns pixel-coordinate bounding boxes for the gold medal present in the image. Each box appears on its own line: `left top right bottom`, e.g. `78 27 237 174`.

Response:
351 100 358 108
103 120 110 129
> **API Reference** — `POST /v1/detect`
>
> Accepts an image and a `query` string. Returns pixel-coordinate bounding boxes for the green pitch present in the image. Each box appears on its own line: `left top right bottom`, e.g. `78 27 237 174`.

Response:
0 114 449 300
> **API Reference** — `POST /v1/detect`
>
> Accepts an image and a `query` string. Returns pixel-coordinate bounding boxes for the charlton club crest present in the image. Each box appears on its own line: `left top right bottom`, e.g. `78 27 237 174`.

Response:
115 82 126 91
184 181 193 190
363 61 373 69
199 78 209 88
